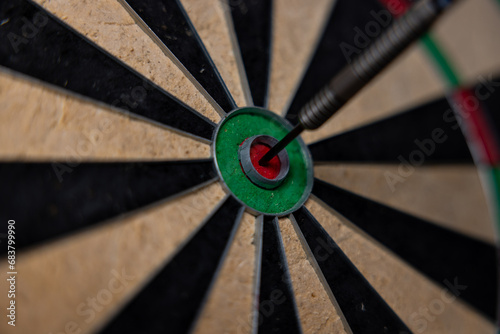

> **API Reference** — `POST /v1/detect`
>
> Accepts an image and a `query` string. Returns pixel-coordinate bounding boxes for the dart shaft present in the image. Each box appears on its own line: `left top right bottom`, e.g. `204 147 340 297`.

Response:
260 124 304 164
260 0 454 165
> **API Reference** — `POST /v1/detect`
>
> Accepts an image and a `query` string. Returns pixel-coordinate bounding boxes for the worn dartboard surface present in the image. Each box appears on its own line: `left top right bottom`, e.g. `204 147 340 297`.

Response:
0 0 500 333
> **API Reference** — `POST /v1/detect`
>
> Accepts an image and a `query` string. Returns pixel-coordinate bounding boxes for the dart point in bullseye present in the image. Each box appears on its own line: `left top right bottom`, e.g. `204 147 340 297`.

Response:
239 135 290 189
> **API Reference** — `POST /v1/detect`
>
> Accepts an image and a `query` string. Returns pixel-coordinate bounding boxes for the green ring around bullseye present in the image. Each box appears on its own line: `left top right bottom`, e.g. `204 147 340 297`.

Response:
213 107 313 216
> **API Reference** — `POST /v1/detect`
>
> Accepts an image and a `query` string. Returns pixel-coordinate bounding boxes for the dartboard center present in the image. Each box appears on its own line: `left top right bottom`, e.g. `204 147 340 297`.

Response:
213 107 313 216
238 134 290 189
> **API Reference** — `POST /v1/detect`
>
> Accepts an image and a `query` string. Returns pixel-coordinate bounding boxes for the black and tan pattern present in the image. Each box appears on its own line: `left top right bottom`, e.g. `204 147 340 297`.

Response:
0 0 499 333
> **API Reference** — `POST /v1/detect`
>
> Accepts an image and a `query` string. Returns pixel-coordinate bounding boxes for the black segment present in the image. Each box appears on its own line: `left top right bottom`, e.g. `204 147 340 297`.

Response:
476 75 500 146
292 207 412 334
258 216 302 334
122 0 236 113
309 97 473 164
230 0 272 107
313 178 498 320
0 0 214 140
0 160 216 251
285 0 390 121
100 196 243 334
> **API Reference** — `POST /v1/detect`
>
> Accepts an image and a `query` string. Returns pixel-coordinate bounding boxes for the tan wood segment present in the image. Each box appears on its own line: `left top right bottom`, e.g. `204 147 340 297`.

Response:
315 164 495 243
193 212 256 334
278 217 348 334
180 0 247 109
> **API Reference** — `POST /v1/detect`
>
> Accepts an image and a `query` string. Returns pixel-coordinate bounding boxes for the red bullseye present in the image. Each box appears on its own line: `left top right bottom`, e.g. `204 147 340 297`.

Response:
238 135 290 189
250 143 281 179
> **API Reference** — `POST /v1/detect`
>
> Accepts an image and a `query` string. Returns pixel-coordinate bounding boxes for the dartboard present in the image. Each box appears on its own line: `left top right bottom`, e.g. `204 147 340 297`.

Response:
0 0 499 333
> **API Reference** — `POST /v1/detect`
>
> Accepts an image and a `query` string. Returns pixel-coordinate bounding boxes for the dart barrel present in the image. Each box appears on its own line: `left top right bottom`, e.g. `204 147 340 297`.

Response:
298 0 451 130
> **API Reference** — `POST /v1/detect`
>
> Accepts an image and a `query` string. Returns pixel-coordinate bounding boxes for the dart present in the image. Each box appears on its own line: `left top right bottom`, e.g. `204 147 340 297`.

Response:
260 0 455 165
